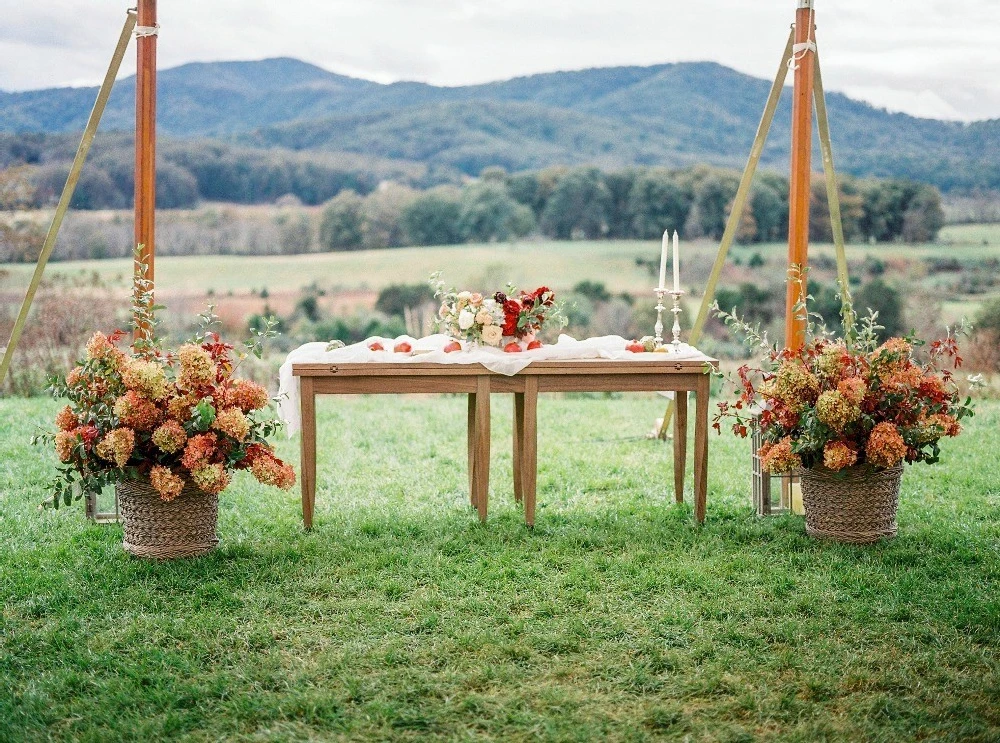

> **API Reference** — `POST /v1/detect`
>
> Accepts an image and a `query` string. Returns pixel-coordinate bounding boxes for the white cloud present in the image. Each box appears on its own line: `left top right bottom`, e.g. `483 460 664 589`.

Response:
0 0 996 121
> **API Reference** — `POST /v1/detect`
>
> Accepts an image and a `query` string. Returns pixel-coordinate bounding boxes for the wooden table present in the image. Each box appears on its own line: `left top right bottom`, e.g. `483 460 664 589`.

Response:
292 357 717 530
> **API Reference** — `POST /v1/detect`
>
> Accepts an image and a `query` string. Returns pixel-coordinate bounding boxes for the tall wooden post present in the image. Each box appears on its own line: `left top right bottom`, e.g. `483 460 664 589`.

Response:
134 0 157 340
785 0 816 351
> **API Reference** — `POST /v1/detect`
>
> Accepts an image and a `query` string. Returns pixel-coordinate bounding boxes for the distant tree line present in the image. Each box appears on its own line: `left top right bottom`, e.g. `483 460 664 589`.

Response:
0 133 377 210
317 165 945 251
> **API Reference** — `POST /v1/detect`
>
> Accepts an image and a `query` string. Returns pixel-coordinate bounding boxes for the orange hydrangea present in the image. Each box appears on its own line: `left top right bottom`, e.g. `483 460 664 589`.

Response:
213 407 250 442
823 441 858 471
113 390 160 431
760 436 801 474
865 422 907 469
55 405 78 432
180 432 218 471
250 452 296 490
225 379 269 413
150 465 185 501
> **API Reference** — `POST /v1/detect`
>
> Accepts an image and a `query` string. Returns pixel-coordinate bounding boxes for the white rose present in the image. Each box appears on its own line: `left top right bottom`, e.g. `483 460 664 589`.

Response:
482 325 503 346
458 309 475 330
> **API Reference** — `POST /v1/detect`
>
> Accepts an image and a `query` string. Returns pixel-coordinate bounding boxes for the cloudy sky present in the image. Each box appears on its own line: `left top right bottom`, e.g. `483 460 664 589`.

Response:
1 0 998 121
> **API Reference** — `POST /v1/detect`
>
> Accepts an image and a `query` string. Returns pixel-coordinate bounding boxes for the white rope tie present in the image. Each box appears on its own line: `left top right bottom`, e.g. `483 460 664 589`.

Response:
134 24 159 38
787 6 816 71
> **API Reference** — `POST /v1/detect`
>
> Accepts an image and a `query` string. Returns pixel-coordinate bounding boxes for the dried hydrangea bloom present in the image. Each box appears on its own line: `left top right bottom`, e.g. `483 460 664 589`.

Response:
151 419 188 454
95 428 135 468
865 422 907 469
180 432 218 472
190 462 230 495
55 406 78 432
177 344 216 390
225 379 269 413
213 407 250 442
774 361 820 412
816 390 860 433
760 436 801 474
823 440 858 471
113 390 160 431
150 465 185 501
122 359 169 401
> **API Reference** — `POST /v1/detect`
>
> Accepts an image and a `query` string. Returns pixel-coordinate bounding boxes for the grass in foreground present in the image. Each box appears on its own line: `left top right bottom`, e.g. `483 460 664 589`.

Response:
1 394 999 742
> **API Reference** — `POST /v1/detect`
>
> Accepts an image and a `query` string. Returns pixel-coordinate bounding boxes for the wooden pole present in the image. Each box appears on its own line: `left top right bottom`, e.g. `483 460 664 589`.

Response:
785 0 816 351
134 0 157 341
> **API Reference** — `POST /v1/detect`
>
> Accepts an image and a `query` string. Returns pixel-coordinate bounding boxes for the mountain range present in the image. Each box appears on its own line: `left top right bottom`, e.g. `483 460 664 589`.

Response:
2 57 998 191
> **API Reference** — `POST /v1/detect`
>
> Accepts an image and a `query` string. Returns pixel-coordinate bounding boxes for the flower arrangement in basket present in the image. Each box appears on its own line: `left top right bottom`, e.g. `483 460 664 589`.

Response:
431 273 566 353
714 279 977 542
34 263 294 558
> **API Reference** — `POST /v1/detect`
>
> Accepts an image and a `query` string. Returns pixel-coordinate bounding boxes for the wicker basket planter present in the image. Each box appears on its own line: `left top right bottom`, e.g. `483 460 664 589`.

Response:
116 478 219 559
799 464 903 544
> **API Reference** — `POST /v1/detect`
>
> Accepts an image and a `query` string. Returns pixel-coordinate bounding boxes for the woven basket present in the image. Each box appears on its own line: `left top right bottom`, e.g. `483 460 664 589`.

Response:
799 464 903 544
116 478 219 559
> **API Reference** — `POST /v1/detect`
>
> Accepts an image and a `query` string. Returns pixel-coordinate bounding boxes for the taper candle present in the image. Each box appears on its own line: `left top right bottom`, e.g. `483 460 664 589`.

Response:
658 229 668 289
672 230 680 292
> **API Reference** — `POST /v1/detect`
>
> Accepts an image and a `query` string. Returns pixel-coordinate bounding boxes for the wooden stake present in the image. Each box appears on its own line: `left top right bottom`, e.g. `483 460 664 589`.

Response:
785 0 816 351
134 0 157 341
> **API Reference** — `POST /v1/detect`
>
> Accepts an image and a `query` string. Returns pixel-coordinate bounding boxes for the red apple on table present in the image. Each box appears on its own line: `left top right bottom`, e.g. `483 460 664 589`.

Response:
394 341 412 353
443 341 462 353
526 340 543 350
626 341 645 353
368 341 384 351
503 342 522 353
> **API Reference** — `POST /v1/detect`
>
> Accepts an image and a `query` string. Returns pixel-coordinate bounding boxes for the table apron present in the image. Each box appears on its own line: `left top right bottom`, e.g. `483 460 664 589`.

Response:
310 377 479 394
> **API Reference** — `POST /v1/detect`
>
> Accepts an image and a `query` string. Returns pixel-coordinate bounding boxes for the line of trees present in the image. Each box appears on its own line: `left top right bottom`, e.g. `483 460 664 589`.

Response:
317 165 945 251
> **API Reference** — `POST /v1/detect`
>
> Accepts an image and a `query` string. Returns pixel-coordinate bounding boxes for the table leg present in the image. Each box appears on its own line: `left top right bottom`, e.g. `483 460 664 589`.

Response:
467 392 477 508
473 376 491 522
513 392 525 504
522 377 538 527
299 377 317 530
673 390 688 504
694 375 710 524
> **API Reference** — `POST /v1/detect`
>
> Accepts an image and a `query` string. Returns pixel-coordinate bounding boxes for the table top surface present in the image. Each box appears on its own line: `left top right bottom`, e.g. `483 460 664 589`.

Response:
293 355 718 377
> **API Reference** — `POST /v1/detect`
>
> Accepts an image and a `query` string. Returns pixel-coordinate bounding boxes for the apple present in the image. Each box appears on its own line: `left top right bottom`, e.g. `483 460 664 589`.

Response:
443 341 462 353
394 341 412 353
368 341 384 351
503 342 522 353
626 342 645 353
527 340 543 350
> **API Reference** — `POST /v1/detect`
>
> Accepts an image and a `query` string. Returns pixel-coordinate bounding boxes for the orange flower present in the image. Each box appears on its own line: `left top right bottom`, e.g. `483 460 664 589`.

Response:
95 428 135 468
865 422 907 469
181 432 218 472
54 430 77 462
167 393 199 422
926 413 961 438
760 436 801 474
213 407 250 442
113 390 160 431
55 405 78 432
150 465 185 502
836 377 866 406
190 463 230 495
250 453 296 490
823 441 857 471
226 379 269 413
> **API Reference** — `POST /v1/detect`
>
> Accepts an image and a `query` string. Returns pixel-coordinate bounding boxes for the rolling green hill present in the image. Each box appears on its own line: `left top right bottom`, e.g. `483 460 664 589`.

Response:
2 57 999 191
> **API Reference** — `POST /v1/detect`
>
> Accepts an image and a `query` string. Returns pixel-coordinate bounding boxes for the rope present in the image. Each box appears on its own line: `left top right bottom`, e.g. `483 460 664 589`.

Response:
787 6 816 70
135 24 159 38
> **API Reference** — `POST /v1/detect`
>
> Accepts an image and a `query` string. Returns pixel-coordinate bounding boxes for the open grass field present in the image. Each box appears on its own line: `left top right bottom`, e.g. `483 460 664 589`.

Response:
2 394 998 741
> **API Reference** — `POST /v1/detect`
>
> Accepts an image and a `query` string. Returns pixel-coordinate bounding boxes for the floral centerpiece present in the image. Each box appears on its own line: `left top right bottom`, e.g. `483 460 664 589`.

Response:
714 283 976 542
35 266 294 558
431 274 566 351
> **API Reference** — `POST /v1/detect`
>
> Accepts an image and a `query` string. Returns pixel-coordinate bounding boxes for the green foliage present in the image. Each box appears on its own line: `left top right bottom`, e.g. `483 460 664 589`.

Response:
572 280 611 303
457 182 534 242
627 168 690 239
401 188 462 246
854 278 904 339
318 190 365 251
540 167 612 239
374 284 436 318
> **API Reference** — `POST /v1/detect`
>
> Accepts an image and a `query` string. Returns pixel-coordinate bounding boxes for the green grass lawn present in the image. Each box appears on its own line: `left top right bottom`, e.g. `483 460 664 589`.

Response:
2 394 999 741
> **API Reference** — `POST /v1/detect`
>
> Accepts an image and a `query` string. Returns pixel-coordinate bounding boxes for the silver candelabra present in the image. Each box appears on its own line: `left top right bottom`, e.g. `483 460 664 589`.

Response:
654 288 685 349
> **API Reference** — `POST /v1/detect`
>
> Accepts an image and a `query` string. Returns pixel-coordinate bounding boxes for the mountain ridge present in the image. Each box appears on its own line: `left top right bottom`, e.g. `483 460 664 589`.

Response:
1 57 998 191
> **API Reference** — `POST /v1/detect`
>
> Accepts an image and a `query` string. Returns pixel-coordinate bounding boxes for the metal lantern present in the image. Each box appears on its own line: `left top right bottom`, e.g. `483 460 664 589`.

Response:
751 424 799 516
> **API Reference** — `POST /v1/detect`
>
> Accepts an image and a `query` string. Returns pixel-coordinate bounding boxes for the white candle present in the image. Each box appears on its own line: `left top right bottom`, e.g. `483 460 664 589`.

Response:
672 230 680 292
658 229 668 289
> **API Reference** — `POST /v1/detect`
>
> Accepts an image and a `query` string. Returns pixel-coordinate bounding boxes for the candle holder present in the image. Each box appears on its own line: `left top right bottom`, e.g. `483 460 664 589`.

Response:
667 289 685 349
653 287 667 346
